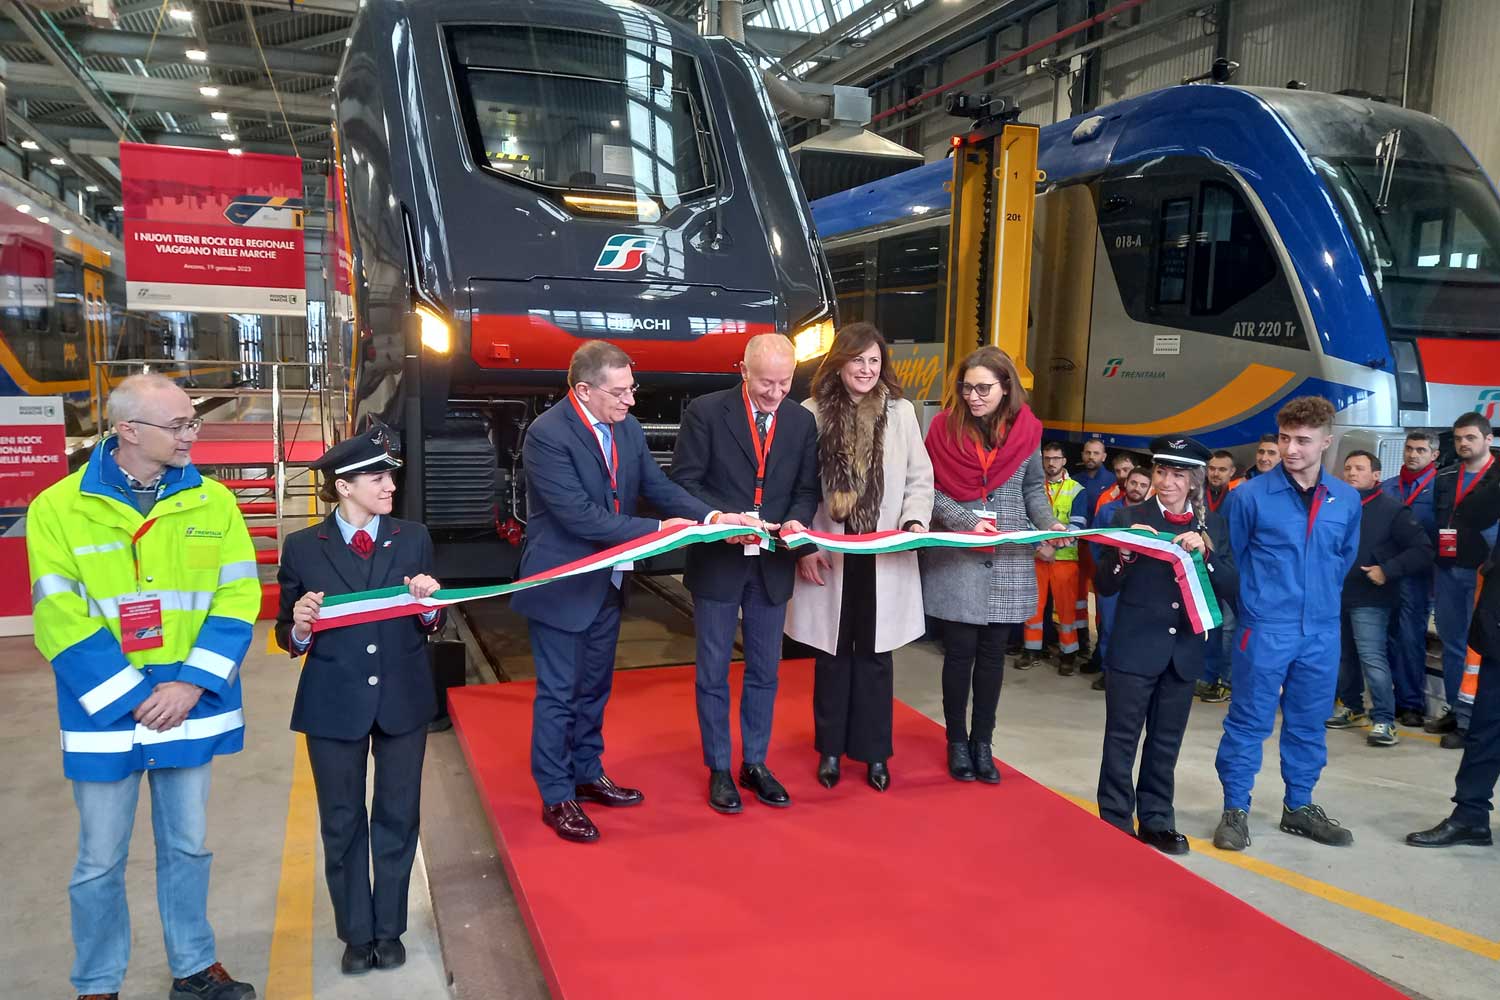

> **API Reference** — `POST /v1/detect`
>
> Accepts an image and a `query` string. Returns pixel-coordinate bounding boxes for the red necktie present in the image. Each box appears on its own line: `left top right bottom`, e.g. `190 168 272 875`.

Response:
350 529 374 559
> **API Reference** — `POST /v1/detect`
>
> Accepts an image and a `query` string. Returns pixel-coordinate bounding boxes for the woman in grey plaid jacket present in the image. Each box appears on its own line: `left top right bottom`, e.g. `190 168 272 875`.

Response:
920 347 1059 784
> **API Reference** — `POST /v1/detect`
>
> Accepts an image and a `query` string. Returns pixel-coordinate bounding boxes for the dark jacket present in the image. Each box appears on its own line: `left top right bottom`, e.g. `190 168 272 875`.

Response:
1342 488 1434 607
1094 501 1238 681
510 397 710 632
669 386 820 605
1470 547 1499 660
1433 459 1500 569
275 514 443 740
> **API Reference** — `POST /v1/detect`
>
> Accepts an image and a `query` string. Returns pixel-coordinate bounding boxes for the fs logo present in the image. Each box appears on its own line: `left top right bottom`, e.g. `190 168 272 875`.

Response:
1101 357 1123 378
594 234 658 273
1477 389 1500 421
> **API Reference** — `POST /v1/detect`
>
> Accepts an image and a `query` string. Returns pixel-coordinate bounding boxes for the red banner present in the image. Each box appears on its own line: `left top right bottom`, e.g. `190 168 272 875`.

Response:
121 143 306 316
0 396 67 635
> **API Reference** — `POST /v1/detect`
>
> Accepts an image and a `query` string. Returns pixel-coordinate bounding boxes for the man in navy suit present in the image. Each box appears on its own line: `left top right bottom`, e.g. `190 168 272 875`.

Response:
513 340 759 842
671 334 820 814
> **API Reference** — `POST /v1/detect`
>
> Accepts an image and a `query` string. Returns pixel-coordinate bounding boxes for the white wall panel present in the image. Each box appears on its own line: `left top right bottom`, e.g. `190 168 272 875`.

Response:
1430 0 1500 179
1231 0 1363 93
1099 0 1213 102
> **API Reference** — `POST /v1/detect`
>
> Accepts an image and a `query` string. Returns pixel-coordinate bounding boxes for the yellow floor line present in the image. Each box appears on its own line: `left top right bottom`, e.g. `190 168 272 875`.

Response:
1053 790 1500 961
265 733 319 999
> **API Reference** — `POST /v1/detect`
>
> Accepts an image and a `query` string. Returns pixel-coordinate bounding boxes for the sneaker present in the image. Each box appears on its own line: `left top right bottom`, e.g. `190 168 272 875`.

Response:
1441 730 1468 750
1201 681 1231 704
1324 706 1367 729
1014 650 1042 671
1213 809 1251 851
1367 722 1399 747
169 963 256 1000
1396 709 1426 728
1279 803 1353 846
1193 680 1212 699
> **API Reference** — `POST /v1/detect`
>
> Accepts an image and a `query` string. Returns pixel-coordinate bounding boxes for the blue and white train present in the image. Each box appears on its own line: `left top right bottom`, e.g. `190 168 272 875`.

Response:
812 84 1500 468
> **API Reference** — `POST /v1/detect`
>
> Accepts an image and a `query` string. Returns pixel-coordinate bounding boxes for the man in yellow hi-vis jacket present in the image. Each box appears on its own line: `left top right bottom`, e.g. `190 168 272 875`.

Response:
29 374 258 1000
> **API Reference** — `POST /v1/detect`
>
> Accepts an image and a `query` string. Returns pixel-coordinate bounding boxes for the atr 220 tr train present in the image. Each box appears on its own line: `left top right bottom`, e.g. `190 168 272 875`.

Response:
812 85 1500 470
332 0 834 577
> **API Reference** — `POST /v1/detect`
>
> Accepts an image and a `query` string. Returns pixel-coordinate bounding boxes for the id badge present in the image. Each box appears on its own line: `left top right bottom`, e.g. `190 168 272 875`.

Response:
742 512 770 557
1438 528 1458 558
970 509 997 528
118 593 165 653
613 560 635 573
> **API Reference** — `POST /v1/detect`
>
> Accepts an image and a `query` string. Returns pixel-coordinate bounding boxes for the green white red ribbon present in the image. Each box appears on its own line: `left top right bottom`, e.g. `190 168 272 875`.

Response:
309 523 1221 634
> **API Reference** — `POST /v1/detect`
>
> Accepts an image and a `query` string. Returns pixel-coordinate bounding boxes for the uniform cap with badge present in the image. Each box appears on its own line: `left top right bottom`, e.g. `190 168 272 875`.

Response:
1149 435 1211 470
311 425 404 478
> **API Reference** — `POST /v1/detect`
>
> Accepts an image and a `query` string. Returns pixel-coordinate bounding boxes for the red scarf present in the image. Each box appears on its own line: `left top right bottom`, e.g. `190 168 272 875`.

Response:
1162 505 1195 527
925 404 1043 503
1399 462 1434 488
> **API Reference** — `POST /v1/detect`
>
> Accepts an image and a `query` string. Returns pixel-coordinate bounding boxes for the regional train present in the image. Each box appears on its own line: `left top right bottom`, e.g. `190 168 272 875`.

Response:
812 85 1500 472
332 0 834 576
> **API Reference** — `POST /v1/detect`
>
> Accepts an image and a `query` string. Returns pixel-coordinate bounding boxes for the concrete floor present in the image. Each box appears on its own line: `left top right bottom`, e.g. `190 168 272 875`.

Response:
4 623 1497 1000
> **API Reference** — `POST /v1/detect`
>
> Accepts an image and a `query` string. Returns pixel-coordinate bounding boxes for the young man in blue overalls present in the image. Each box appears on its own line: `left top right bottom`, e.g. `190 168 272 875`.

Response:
1213 397 1362 850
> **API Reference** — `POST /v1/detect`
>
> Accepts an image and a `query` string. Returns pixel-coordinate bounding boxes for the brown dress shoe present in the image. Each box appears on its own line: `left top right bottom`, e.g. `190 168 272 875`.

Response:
575 773 644 807
542 800 600 843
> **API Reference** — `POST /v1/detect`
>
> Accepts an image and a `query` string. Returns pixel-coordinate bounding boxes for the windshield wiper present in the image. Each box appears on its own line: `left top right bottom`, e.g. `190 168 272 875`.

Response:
1374 128 1402 215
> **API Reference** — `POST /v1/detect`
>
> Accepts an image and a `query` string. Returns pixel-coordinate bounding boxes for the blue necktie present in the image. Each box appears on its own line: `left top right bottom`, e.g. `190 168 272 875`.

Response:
597 422 624 589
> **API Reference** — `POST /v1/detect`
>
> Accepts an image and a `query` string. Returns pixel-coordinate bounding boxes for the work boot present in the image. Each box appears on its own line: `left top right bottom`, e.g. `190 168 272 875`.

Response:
1396 709 1426 728
1366 722 1399 747
1212 809 1251 851
1091 673 1106 691
1057 652 1077 676
969 740 1001 784
1424 710 1457 734
1441 729 1468 750
1279 803 1353 847
947 741 976 781
169 962 256 1000
1014 650 1042 671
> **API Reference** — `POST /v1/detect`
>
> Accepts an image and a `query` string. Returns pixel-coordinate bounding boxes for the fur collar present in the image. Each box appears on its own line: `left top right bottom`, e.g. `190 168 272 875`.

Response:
817 383 888 534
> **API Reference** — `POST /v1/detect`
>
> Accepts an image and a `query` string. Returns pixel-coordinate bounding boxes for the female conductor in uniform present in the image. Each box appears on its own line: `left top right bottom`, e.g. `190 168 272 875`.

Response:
274 428 444 976
1093 436 1237 855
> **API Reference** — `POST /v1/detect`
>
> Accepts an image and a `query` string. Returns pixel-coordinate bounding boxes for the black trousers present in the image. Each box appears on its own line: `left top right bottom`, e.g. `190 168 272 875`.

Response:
305 723 427 946
1452 655 1500 828
938 619 1011 743
814 554 894 763
1097 666 1195 835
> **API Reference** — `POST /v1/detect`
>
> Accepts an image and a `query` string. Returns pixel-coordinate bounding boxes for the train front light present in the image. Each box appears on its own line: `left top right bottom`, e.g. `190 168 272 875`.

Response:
416 302 452 354
791 317 835 363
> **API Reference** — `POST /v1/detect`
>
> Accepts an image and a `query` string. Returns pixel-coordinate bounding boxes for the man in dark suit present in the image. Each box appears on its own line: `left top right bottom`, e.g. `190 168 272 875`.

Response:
513 340 759 843
1408 544 1499 849
1094 436 1238 855
671 334 820 813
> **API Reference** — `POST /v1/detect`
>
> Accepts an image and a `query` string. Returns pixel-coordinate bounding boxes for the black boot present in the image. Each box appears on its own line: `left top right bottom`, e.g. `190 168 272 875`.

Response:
970 740 1000 784
817 754 841 788
866 760 890 792
1058 652 1077 677
947 741 976 781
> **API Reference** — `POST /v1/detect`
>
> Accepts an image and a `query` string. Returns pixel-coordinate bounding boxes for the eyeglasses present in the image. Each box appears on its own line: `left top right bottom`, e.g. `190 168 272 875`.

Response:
129 417 203 438
582 382 640 401
959 381 1001 398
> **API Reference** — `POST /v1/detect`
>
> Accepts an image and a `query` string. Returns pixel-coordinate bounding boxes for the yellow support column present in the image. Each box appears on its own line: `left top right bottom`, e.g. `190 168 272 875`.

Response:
987 124 1041 391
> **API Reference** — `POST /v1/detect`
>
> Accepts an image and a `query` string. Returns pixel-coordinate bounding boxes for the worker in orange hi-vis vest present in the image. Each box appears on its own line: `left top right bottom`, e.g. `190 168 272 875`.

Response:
1020 442 1088 675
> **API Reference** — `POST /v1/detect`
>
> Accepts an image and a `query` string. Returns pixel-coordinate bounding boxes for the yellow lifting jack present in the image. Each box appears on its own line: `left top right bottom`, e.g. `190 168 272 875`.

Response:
942 98 1044 391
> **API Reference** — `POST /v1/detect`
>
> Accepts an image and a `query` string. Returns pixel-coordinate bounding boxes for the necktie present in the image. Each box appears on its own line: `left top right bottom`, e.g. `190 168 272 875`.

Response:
595 422 615 471
350 529 374 559
754 410 770 444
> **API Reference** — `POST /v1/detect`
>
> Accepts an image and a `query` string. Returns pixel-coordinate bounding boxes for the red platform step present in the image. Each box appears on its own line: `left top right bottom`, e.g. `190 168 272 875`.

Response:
248 526 279 539
259 581 279 621
238 502 277 516
254 549 280 565
215 477 275 491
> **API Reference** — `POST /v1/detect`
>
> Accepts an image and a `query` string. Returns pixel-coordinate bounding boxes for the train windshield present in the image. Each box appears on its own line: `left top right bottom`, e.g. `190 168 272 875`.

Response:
449 25 717 206
1315 157 1500 336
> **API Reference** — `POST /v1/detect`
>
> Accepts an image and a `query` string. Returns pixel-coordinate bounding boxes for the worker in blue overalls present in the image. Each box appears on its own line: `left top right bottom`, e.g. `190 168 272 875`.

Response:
1213 397 1361 851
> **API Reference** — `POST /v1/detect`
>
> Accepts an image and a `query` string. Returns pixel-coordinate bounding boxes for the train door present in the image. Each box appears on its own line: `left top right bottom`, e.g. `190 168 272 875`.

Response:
1028 182 1097 431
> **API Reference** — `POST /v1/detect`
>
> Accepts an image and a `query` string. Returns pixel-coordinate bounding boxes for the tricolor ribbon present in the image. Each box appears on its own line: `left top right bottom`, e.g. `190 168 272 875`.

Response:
310 523 1221 634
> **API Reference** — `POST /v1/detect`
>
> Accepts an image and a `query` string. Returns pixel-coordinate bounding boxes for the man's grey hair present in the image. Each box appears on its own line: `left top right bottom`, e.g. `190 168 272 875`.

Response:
106 373 182 427
1405 429 1440 450
567 340 633 388
743 333 794 367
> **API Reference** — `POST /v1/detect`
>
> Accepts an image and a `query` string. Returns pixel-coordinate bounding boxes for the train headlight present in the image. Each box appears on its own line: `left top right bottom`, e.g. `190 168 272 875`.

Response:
791 318 835 363
416 302 452 354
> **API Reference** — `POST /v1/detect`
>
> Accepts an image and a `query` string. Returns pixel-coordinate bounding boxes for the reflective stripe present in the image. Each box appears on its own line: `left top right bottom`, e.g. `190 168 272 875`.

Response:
184 647 237 681
72 541 126 557
84 589 217 621
77 665 145 715
217 561 259 586
60 709 245 754
32 574 84 606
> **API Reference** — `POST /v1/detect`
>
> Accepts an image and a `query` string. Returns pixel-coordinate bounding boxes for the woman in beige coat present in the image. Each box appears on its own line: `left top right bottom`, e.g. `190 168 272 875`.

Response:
784 322 934 791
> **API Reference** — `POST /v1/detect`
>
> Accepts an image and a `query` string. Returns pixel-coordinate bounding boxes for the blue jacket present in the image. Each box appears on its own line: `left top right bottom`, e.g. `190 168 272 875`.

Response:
1075 465 1115 526
511 397 711 632
1381 468 1437 543
1227 466 1360 634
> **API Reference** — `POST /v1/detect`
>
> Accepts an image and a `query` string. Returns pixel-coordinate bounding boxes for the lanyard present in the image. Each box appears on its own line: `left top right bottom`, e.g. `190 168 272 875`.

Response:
1451 455 1494 525
974 442 999 496
1361 491 1381 507
1046 479 1069 512
569 390 619 513
741 385 778 512
1206 484 1226 513
130 518 158 591
1305 483 1328 539
1401 466 1436 507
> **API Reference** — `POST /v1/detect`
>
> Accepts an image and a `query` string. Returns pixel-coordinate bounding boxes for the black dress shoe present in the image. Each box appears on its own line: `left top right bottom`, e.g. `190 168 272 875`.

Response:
1441 730 1468 750
575 773 644 807
1396 709 1426 728
969 740 1001 784
817 754 841 788
739 763 791 807
708 769 742 814
341 942 375 975
541 800 599 843
866 760 890 792
373 938 406 970
1424 710 1457 734
947 741 976 781
1139 828 1190 856
1406 817 1493 848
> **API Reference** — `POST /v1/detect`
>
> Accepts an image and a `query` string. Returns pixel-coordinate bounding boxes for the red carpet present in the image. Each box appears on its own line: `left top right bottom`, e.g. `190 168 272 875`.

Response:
450 662 1402 999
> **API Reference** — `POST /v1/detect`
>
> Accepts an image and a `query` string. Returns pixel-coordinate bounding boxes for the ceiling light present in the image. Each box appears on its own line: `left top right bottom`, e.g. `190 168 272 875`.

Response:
169 7 193 22
20 139 38 150
185 49 207 62
37 216 50 224
211 111 229 122
227 147 243 156
85 184 99 193
16 204 31 214
610 119 622 128
113 205 125 212
199 85 220 98
61 228 72 235
50 157 66 166
219 132 237 142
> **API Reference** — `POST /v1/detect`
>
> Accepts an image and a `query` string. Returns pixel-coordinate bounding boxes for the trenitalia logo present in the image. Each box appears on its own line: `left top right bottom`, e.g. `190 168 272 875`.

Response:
1101 357 1123 378
1477 388 1500 421
594 234 657 272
